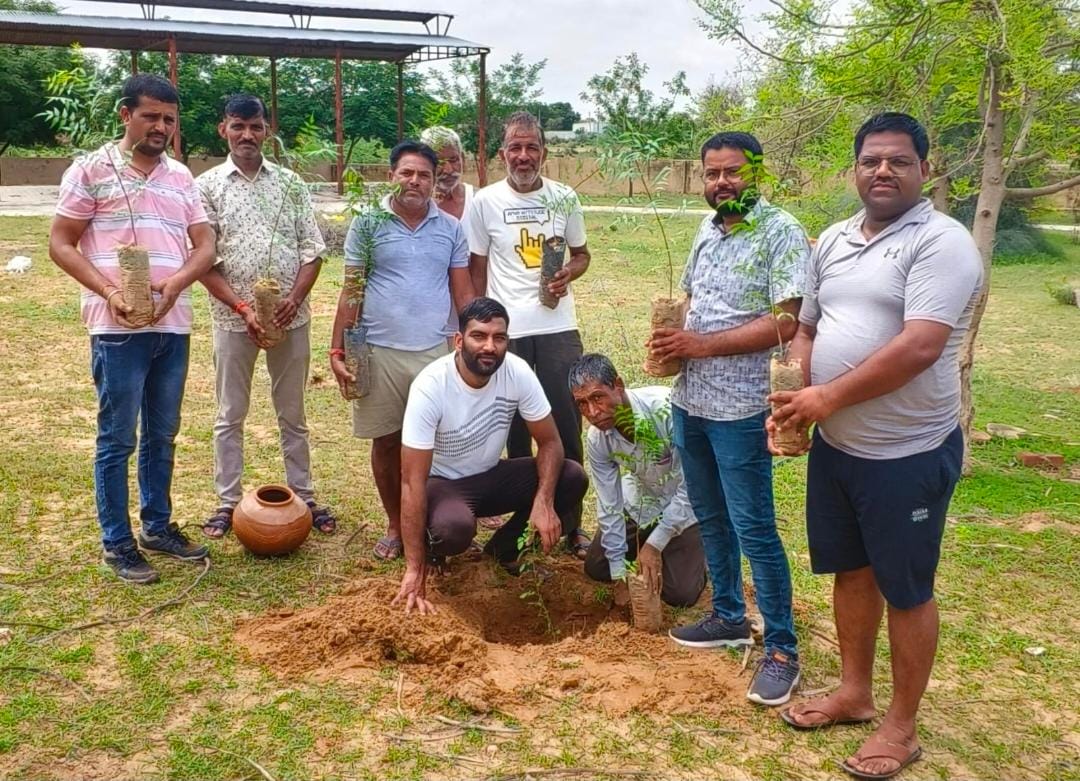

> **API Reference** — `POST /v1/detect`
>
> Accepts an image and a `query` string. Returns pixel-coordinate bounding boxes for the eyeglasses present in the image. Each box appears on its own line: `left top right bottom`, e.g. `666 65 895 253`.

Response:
701 167 746 184
856 157 917 176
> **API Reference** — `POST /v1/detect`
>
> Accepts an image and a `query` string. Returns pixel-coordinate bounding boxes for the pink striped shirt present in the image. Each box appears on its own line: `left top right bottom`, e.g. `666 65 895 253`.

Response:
56 143 209 335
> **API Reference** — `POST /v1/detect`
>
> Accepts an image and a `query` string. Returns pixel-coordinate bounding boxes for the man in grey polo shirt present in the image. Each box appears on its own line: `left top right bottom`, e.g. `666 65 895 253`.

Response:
330 140 474 560
768 113 981 780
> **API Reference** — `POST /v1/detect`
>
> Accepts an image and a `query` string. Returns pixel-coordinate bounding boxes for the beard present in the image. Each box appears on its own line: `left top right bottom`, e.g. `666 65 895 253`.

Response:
135 135 168 156
709 187 759 217
461 345 504 377
436 172 462 195
508 166 540 189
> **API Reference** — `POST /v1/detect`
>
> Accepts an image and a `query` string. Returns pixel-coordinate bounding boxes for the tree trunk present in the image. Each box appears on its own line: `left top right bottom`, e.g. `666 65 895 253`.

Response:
959 63 1006 475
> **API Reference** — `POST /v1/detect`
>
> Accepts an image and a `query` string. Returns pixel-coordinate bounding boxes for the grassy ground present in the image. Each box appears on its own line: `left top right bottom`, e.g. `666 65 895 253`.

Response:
0 215 1077 781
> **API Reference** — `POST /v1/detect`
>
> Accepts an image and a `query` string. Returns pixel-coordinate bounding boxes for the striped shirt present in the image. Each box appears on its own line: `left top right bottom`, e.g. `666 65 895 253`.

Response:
672 197 811 421
56 143 208 335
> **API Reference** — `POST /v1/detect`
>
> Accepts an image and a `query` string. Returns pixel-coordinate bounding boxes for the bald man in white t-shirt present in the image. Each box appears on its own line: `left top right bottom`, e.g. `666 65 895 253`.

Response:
392 297 588 614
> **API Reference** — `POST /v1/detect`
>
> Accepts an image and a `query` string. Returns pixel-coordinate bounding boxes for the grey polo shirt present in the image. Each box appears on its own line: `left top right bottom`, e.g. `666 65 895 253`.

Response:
800 198 983 459
344 196 468 351
672 197 811 421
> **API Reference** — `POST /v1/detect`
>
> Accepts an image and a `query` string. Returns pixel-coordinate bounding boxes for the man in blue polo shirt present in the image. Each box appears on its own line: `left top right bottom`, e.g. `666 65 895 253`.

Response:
330 140 474 561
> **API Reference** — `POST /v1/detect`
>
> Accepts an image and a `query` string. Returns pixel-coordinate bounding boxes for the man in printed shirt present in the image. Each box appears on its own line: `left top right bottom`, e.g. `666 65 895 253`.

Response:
467 111 592 559
650 131 811 706
49 74 215 584
569 354 706 608
196 93 336 539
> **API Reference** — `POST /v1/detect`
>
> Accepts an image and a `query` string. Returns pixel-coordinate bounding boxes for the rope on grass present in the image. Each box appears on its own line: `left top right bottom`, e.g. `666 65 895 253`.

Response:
33 558 212 645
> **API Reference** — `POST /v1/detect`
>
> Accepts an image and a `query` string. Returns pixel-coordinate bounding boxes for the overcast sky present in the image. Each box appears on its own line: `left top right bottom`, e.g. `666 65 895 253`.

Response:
61 0 772 113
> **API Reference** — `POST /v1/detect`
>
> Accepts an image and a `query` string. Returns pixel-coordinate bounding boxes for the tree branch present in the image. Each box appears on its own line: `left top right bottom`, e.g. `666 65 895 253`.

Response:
1005 150 1049 168
1005 173 1080 200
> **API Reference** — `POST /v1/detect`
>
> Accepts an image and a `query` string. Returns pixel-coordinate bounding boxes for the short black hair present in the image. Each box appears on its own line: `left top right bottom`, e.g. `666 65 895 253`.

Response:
390 140 438 173
567 353 618 390
120 74 179 111
701 131 762 163
854 112 929 161
458 297 509 333
222 93 268 121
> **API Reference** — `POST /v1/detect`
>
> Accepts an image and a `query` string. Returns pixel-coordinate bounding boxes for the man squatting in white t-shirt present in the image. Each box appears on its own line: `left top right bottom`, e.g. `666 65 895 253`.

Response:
391 297 589 613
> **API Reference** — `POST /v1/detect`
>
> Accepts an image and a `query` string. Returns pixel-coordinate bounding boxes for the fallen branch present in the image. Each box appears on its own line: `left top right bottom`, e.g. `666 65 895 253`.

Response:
34 558 211 644
0 620 59 631
384 728 465 743
184 741 278 781
434 715 521 734
343 523 369 549
0 665 92 702
807 627 840 650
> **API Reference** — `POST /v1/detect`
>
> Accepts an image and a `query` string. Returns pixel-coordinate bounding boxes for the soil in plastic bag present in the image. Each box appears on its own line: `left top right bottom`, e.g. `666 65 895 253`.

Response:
539 237 566 309
254 278 286 347
644 294 687 377
628 572 662 633
769 355 809 454
343 325 371 400
117 244 155 327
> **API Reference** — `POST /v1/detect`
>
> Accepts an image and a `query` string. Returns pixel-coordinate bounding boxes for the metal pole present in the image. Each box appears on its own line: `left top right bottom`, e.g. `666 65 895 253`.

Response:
396 62 405 141
270 57 279 139
335 48 344 195
168 36 180 159
477 51 488 186
130 51 138 75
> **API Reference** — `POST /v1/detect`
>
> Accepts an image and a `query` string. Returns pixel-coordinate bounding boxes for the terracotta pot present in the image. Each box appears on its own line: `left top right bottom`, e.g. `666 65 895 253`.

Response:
233 484 311 556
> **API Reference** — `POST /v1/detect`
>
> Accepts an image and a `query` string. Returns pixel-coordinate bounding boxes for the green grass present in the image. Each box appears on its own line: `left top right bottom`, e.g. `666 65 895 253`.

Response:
0 216 1078 779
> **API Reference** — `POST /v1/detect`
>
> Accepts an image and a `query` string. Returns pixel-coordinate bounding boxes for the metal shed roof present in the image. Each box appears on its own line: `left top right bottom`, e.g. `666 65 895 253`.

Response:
0 10 486 61
91 0 448 26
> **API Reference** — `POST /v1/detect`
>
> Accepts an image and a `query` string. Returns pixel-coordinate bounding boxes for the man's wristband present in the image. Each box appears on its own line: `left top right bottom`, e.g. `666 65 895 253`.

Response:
329 348 346 359
234 301 250 315
104 288 121 307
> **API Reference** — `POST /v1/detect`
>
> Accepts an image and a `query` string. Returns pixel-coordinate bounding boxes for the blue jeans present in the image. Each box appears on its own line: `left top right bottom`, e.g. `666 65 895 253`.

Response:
672 406 798 657
91 332 189 549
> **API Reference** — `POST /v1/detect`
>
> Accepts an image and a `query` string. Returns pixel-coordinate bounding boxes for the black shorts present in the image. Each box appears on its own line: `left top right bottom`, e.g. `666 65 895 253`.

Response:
805 427 963 609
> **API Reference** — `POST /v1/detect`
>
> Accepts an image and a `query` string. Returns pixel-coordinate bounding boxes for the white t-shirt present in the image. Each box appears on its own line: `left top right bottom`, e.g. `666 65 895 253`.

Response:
401 352 552 480
467 178 587 338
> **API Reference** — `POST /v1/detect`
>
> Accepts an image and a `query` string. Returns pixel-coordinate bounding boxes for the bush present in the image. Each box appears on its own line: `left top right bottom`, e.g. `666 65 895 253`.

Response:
951 200 1062 264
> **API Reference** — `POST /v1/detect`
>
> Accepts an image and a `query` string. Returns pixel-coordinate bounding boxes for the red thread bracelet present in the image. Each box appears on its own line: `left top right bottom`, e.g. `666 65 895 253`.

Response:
329 348 345 358
234 301 250 314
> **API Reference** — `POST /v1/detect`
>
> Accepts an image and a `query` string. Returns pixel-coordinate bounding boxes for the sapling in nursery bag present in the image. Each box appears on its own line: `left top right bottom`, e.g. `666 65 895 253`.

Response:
628 572 663 633
769 355 809 454
253 278 286 347
117 244 155 327
644 294 687 377
538 237 566 309
342 325 371 400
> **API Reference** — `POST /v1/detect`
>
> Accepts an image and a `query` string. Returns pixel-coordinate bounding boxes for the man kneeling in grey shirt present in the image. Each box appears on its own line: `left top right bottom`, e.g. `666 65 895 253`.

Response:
569 353 706 608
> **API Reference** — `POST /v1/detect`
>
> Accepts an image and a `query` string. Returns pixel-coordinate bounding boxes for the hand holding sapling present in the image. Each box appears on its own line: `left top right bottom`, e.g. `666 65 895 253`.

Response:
546 266 573 300
764 414 812 457
329 354 356 400
529 497 562 553
637 542 663 596
648 327 705 361
272 294 301 329
768 385 837 431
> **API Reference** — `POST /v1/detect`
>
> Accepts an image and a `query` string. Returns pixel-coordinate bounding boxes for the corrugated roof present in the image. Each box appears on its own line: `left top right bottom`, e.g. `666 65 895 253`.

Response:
90 0 448 26
0 10 486 61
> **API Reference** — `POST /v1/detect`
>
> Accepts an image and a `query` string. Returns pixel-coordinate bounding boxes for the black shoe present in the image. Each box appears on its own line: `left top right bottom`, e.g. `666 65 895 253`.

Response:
669 614 753 649
103 542 160 584
139 522 209 561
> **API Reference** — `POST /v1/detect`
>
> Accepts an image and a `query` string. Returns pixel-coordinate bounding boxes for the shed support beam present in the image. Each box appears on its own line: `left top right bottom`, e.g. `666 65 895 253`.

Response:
130 50 138 75
270 56 279 157
335 47 344 195
168 36 180 160
396 62 405 141
477 51 487 186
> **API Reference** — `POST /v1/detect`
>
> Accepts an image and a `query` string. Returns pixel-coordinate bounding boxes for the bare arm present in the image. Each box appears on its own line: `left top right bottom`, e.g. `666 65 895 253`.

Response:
547 242 591 299
49 215 134 326
328 271 362 397
522 414 566 552
275 258 323 328
200 266 267 345
450 266 475 314
770 319 953 430
149 222 216 323
392 445 437 614
651 298 801 361
469 252 488 297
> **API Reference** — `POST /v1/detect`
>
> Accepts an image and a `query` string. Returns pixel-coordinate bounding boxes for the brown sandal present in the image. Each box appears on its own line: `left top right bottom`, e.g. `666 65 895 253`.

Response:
780 701 875 730
201 508 233 539
842 734 923 780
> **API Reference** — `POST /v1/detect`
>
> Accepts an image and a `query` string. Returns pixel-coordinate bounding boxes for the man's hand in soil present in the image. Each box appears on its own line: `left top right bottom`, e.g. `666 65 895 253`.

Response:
637 543 663 595
272 295 300 329
105 289 138 329
764 415 812 457
240 308 270 349
648 327 706 361
150 277 184 323
612 578 631 607
330 354 355 399
529 498 562 553
392 562 437 615
768 385 837 433
546 267 572 299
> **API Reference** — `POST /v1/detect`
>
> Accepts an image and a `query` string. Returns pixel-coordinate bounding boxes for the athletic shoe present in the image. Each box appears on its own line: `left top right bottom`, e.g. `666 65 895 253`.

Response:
139 523 209 561
103 542 160 585
669 614 753 648
747 650 801 706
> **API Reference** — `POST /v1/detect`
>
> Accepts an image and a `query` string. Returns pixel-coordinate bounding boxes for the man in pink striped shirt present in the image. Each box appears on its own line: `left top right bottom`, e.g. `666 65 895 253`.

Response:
49 74 216 585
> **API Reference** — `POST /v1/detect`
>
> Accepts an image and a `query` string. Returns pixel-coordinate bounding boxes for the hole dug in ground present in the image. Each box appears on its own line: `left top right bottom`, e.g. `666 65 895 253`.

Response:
236 557 746 717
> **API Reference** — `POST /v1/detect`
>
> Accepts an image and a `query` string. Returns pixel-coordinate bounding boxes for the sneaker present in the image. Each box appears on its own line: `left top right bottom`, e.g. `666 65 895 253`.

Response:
103 542 160 585
669 614 753 648
139 523 209 561
747 650 801 706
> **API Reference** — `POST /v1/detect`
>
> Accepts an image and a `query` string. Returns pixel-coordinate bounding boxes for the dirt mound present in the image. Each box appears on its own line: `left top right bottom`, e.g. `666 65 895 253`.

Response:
236 558 746 717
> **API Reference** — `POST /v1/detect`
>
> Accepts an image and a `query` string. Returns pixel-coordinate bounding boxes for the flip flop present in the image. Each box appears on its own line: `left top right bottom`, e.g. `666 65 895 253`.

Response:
780 703 876 731
842 737 923 780
565 528 591 560
373 535 403 561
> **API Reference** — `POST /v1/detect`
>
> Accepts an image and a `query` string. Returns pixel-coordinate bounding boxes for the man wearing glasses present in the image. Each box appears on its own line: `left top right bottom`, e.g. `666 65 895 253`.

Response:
768 113 982 780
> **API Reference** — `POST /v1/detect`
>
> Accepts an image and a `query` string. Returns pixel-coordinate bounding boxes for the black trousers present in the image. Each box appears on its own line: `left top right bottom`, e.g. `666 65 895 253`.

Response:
426 458 589 563
506 330 584 528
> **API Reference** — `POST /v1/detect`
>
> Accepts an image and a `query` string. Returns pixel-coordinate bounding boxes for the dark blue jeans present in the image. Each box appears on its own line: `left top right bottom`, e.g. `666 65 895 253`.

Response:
672 405 798 657
91 332 189 549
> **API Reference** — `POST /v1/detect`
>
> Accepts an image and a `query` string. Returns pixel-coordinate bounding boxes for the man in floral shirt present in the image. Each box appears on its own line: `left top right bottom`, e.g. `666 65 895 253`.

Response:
197 93 336 538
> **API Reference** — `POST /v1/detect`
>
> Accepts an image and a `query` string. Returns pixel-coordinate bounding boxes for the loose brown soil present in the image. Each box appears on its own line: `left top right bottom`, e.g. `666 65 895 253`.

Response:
253 278 285 347
236 558 745 718
117 244 154 327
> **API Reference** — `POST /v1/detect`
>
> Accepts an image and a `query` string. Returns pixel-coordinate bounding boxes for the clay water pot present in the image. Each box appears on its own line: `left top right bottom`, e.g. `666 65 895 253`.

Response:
233 484 311 556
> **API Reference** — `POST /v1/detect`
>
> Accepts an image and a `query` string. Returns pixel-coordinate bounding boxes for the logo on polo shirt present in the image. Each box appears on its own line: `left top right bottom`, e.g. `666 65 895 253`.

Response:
911 507 929 523
884 246 901 259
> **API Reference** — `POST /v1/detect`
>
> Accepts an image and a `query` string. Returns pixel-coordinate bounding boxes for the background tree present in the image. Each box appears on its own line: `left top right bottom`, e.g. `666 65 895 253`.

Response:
696 0 1080 470
0 0 88 153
